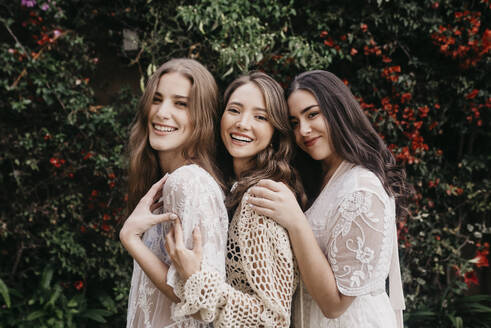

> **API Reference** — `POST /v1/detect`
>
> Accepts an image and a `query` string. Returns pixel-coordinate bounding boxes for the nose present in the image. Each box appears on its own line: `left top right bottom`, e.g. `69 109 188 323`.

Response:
299 120 312 136
156 100 172 119
236 113 251 130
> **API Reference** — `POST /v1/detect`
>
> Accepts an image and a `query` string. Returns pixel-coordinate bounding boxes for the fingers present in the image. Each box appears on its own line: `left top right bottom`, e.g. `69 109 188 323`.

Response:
192 226 202 256
173 219 184 249
249 185 276 201
248 195 274 209
155 212 178 224
257 179 282 192
249 205 274 218
165 228 175 255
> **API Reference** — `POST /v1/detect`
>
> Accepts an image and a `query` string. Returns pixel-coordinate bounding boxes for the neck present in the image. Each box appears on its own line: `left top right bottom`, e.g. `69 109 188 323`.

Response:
158 151 188 175
233 158 253 178
322 154 343 186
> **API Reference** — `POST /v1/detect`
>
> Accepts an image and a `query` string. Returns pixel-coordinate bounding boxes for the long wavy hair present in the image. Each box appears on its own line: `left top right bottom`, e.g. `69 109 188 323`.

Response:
127 58 222 212
287 70 412 219
220 71 306 213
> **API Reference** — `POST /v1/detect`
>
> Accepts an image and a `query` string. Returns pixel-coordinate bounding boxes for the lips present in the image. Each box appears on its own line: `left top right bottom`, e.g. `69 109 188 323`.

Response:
304 136 320 147
152 123 178 134
230 132 253 143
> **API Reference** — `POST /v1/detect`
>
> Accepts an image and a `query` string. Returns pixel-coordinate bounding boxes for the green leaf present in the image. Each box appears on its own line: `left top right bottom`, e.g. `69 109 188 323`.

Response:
26 310 46 321
0 278 10 308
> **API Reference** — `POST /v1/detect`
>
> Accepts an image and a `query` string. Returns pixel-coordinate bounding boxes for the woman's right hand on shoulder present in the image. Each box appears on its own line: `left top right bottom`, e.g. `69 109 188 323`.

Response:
247 179 306 232
120 174 179 243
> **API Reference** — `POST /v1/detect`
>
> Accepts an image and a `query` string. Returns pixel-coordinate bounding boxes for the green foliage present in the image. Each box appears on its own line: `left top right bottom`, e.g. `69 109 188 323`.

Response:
0 0 489 326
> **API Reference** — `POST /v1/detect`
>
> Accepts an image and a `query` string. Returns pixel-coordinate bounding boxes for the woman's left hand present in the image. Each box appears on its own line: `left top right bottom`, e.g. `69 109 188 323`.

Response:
165 219 203 281
248 179 305 231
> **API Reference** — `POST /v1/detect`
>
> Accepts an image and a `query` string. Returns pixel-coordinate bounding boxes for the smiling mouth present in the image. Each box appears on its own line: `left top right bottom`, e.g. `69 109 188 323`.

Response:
230 133 253 143
304 136 320 147
153 124 178 133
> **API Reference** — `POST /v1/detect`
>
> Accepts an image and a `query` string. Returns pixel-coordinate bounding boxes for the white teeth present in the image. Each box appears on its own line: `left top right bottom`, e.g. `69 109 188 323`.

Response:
154 124 177 132
231 134 252 142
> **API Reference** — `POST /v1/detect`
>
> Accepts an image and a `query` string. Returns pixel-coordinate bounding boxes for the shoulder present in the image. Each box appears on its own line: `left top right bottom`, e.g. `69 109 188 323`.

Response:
338 164 388 202
164 164 224 199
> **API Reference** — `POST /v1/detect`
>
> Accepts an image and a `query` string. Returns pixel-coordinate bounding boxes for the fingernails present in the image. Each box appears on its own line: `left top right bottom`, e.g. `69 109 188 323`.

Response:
170 213 178 220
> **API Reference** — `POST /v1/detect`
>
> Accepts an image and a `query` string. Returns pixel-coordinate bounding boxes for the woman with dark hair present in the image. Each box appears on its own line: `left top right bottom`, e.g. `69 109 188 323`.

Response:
248 70 410 327
120 58 229 328
163 71 303 327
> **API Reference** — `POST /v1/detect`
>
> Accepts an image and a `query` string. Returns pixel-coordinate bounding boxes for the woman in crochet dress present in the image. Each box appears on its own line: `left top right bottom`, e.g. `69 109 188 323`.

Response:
247 70 411 327
164 71 304 327
119 58 229 328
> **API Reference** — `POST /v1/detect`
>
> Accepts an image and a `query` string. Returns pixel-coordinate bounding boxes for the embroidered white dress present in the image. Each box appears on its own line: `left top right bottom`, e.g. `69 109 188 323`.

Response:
126 164 228 328
293 161 405 328
171 188 298 327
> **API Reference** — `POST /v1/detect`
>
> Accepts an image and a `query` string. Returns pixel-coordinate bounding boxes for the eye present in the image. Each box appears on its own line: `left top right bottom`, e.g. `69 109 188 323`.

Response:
290 120 299 128
307 111 319 119
255 115 268 121
227 107 240 114
175 101 188 107
152 96 162 104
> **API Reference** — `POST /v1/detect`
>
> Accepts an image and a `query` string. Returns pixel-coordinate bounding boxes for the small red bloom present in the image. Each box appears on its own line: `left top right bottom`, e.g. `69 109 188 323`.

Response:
350 48 358 56
471 250 490 268
466 89 479 99
320 31 328 38
431 2 439 9
108 173 116 179
74 280 84 290
464 271 479 287
360 23 368 32
103 214 111 221
44 133 51 140
91 190 98 197
101 223 111 232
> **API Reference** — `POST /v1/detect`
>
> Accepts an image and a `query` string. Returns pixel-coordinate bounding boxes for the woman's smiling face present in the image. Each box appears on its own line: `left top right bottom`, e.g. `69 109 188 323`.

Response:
220 82 274 173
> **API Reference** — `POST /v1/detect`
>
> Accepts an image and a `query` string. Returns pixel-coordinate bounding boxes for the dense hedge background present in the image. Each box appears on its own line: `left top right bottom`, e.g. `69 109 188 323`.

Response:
1 0 490 326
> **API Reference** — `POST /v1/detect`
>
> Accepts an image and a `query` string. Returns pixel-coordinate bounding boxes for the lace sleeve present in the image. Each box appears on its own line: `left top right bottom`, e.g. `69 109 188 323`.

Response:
172 192 297 328
328 190 394 296
164 166 228 289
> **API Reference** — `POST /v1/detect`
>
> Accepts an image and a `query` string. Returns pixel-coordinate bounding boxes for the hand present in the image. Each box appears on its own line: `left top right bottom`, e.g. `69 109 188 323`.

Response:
165 219 203 281
120 174 178 243
248 179 306 231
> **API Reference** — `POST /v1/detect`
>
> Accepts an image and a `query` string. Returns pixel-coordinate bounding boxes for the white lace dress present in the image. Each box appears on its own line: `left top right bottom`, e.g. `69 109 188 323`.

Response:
293 161 405 328
126 164 229 328
171 188 298 327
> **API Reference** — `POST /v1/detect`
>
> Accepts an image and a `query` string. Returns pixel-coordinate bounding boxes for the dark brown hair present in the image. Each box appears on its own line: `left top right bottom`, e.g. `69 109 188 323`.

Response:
287 70 412 219
220 71 306 213
127 58 222 212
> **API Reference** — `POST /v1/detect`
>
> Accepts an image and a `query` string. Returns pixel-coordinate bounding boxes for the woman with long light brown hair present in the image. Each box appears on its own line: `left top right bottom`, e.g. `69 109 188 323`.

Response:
120 58 228 328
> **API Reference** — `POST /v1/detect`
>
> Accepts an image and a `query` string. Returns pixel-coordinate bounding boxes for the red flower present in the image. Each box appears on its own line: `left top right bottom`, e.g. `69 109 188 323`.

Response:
470 250 490 268
350 48 358 56
80 226 86 233
83 152 94 160
44 133 51 140
464 271 479 287
91 190 98 197
101 223 111 232
320 31 328 38
466 89 479 99
431 2 439 9
74 280 84 290
324 38 334 47
108 173 116 180
360 23 368 32
103 214 111 221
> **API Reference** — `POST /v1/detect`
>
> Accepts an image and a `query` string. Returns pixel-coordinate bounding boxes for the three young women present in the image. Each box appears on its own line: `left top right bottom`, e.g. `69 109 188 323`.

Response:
120 58 229 328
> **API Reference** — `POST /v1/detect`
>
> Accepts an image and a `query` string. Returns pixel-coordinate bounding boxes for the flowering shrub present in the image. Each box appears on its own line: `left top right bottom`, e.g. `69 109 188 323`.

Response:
0 0 489 326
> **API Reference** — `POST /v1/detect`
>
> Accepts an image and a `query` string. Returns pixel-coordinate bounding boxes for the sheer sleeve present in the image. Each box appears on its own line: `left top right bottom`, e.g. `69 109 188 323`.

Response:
328 190 394 296
162 165 228 289
172 191 297 328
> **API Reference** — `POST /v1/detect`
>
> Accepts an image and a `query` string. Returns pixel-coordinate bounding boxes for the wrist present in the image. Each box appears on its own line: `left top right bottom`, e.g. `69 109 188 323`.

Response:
287 212 309 235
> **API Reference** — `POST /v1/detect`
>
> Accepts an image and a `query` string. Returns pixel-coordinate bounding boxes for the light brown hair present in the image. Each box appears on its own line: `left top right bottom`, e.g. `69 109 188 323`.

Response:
127 58 222 212
221 71 306 212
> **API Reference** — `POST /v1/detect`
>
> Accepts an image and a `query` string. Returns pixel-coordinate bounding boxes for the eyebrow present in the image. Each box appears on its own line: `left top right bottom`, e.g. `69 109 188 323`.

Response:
154 92 189 99
228 101 267 112
289 104 319 119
